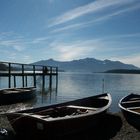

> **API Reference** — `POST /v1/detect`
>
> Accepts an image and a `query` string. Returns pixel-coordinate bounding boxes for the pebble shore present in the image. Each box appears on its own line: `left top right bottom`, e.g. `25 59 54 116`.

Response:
111 112 140 140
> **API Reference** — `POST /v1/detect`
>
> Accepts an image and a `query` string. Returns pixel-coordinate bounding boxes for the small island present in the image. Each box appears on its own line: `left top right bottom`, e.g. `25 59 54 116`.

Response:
105 69 140 74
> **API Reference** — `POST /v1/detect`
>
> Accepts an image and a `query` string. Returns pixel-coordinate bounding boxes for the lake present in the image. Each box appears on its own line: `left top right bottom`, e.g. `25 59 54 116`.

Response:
1 72 140 113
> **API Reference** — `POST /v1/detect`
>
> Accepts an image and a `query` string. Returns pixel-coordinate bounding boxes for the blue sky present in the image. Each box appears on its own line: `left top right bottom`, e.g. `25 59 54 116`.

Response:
0 0 140 67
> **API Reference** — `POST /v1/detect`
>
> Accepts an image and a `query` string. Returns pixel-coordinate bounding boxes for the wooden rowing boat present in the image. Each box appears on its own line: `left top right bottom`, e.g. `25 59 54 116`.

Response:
5 93 111 139
0 87 36 105
119 93 140 130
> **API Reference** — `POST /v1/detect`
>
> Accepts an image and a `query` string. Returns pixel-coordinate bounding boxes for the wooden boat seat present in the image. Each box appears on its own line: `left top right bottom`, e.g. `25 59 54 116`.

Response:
40 115 50 119
24 113 51 119
121 100 140 104
67 105 98 111
126 106 140 113
126 106 140 110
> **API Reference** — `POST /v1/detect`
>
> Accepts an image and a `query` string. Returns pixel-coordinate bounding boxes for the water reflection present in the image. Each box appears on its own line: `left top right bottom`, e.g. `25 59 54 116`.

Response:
1 72 140 113
38 87 57 105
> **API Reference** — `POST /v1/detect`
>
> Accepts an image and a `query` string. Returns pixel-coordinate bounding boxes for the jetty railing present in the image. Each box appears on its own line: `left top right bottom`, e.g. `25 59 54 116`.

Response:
0 61 58 89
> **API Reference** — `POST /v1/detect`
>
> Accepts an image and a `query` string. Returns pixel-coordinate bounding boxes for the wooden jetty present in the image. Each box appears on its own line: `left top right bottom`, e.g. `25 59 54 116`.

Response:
0 61 58 89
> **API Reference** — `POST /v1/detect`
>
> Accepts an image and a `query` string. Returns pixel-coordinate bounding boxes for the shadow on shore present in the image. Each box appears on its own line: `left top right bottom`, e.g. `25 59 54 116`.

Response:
55 113 122 140
1 113 122 140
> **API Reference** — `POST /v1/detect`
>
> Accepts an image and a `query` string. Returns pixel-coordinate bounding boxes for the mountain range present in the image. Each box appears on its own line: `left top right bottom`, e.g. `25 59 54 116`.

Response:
32 58 139 72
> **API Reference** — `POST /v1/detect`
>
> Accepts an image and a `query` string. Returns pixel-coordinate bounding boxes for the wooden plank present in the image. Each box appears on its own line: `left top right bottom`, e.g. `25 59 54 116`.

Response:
0 73 57 76
121 100 140 104
127 106 140 110
67 105 98 111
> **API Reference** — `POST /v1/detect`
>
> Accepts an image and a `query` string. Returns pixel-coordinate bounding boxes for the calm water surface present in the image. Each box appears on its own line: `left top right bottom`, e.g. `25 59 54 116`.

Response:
1 72 140 113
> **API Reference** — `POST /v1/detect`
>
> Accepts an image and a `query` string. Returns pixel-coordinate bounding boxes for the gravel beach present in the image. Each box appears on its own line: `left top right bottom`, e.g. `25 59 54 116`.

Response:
0 112 140 140
111 112 140 140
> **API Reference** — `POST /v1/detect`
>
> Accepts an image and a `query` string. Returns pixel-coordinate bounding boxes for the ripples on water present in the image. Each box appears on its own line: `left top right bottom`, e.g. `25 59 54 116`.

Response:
1 72 140 113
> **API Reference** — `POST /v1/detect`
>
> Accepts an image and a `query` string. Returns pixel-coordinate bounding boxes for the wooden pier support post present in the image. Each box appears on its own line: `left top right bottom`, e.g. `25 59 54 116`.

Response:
13 76 16 88
22 64 25 87
42 66 45 89
8 63 11 88
33 65 36 87
56 67 58 91
25 75 28 87
49 67 52 89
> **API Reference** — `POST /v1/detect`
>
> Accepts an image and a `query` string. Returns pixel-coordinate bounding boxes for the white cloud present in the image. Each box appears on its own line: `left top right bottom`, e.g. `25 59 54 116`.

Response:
112 55 140 68
13 45 24 51
57 45 92 60
46 33 140 64
48 39 101 61
0 39 25 51
0 31 14 38
7 52 17 61
0 33 47 52
49 0 137 27
31 37 49 44
22 55 33 63
7 53 33 64
92 3 140 22
50 23 83 33
50 2 140 33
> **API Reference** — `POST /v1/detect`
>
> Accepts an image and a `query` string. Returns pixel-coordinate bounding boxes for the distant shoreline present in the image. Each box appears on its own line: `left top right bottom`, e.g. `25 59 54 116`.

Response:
104 69 140 74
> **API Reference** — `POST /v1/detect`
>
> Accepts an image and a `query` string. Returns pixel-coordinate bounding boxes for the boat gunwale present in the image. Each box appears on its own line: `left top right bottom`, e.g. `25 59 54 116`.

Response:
5 93 112 122
20 93 111 112
0 86 36 92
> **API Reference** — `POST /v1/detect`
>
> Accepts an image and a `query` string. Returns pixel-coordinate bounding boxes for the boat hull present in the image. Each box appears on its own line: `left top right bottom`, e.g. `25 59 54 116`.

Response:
8 111 106 139
6 93 111 138
121 108 140 130
0 87 36 105
119 94 140 130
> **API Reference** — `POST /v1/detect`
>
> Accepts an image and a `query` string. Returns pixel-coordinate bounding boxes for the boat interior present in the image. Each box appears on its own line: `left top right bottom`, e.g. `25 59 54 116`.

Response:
32 105 96 119
121 96 140 111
